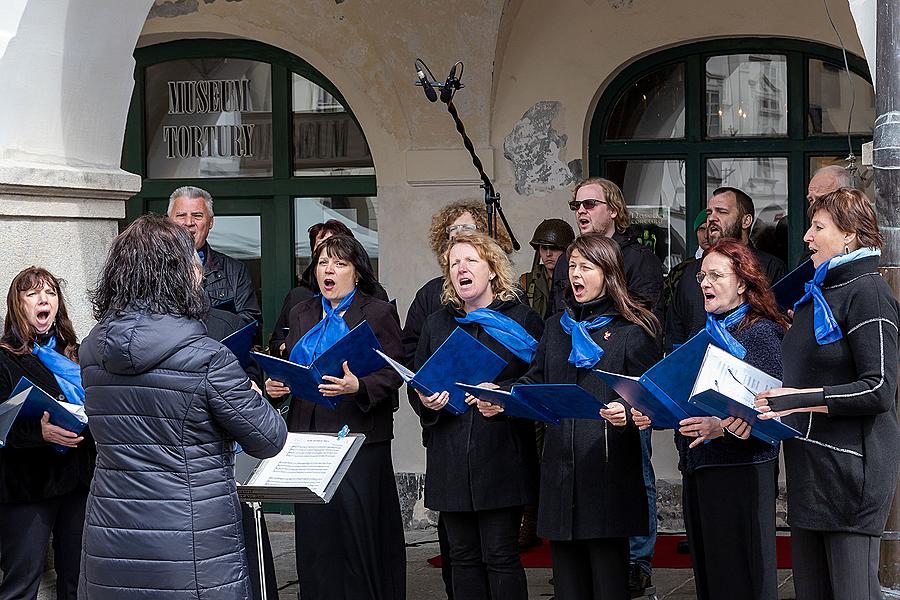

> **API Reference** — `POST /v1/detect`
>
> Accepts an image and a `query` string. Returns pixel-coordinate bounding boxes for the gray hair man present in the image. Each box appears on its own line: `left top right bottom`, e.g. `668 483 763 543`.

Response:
168 186 261 325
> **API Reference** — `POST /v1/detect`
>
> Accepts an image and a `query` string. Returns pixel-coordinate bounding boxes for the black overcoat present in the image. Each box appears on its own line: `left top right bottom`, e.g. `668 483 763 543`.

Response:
414 299 544 512
519 297 660 540
283 291 404 444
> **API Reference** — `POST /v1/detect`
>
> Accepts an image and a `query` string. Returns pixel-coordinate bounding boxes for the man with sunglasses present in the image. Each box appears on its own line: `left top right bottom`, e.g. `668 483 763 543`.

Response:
548 177 664 317
548 177 664 594
665 186 786 352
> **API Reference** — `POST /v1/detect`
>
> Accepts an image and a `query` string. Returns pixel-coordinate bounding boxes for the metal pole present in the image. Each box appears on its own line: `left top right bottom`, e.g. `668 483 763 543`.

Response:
254 501 268 600
875 0 900 591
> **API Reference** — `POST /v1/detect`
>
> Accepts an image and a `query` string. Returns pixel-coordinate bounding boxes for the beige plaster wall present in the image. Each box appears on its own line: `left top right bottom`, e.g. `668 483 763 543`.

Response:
138 0 866 478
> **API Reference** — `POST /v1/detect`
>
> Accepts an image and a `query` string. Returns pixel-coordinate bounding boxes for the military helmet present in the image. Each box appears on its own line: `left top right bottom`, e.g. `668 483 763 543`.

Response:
529 218 576 251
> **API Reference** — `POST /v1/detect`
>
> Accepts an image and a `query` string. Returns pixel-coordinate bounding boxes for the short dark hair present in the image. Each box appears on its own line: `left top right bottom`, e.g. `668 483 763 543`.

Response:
712 186 755 220
808 188 884 249
89 214 209 320
308 220 354 251
311 235 380 297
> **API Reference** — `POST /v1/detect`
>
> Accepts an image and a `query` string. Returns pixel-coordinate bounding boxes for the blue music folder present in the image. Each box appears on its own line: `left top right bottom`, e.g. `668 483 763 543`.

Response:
252 320 387 409
377 327 507 415
1 378 88 452
686 344 801 445
592 331 713 430
457 383 607 425
221 320 257 369
772 259 815 311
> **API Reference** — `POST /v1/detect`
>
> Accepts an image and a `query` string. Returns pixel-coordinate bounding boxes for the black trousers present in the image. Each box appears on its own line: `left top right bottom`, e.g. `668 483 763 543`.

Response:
442 506 527 600
549 537 629 600
0 488 87 600
682 460 778 600
437 513 454 600
240 504 278 600
294 442 406 600
791 527 883 600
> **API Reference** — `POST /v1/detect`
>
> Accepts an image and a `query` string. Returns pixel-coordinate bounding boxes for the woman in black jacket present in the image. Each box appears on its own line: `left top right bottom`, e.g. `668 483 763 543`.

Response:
78 215 288 600
634 238 787 600
266 234 406 600
517 233 660 600
0 267 94 600
756 188 899 600
413 232 543 600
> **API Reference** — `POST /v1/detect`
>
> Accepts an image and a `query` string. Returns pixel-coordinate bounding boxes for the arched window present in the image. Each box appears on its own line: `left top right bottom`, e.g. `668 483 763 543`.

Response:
124 40 377 340
589 39 874 269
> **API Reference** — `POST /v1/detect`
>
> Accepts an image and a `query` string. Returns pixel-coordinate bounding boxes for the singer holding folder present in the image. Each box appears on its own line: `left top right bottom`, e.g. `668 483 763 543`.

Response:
514 233 659 600
413 233 543 600
0 267 93 600
265 234 406 600
755 189 900 600
633 239 787 600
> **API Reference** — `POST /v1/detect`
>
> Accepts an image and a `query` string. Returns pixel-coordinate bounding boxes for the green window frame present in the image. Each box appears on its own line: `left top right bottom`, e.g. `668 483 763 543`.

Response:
588 38 872 267
123 39 377 342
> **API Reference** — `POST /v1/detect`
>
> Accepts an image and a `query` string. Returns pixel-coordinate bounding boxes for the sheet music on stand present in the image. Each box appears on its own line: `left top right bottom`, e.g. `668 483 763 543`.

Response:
237 432 365 503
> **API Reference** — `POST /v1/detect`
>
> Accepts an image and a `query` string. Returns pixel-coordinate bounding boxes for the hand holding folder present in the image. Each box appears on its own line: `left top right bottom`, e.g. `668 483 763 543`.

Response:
378 328 507 415
456 383 606 425
1 377 88 452
252 321 386 409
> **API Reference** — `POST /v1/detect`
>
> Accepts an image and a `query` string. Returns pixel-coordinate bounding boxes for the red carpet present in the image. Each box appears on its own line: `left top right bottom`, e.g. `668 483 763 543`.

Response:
427 535 793 569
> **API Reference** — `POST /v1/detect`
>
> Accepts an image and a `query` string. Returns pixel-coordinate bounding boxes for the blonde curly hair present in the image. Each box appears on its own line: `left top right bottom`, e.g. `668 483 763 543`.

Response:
440 232 519 308
428 201 514 262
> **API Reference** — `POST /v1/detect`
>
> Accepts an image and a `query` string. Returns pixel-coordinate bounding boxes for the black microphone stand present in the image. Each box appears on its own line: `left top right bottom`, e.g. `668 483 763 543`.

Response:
415 60 520 250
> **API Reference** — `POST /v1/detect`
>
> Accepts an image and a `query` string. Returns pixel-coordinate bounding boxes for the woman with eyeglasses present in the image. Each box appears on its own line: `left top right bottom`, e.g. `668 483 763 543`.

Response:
632 238 787 600
511 233 660 600
755 189 899 599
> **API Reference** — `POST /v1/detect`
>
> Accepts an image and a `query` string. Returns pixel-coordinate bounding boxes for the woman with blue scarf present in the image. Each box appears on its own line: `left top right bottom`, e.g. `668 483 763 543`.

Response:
266 234 406 600
756 189 899 599
0 267 94 599
514 233 659 600
634 238 787 600
413 232 543 600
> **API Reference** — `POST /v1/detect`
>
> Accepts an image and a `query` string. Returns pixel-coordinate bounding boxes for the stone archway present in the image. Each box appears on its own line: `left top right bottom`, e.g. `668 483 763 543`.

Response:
0 0 155 335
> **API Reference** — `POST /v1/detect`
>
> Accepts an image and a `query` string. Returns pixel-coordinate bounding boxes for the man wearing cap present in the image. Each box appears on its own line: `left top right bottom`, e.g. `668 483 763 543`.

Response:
662 210 710 315
520 219 576 320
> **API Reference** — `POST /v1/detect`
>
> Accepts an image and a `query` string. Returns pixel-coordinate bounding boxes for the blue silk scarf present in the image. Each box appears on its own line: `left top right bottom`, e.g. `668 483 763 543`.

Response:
32 336 85 406
455 308 538 363
704 303 750 359
793 247 881 345
559 311 614 368
289 289 357 365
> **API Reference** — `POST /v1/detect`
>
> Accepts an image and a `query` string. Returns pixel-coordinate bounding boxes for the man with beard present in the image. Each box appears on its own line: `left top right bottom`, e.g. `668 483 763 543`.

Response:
665 186 786 350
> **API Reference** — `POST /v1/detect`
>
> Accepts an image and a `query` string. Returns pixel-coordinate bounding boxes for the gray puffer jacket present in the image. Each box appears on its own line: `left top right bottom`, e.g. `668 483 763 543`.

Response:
77 310 288 600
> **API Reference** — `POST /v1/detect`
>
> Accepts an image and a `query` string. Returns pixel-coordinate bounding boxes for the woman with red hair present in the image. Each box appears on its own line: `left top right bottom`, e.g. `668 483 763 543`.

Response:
634 238 787 600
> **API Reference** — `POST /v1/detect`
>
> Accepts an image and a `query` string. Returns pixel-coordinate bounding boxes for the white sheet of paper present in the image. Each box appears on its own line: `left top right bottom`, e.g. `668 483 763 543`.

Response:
246 432 355 498
691 345 781 408
375 349 415 381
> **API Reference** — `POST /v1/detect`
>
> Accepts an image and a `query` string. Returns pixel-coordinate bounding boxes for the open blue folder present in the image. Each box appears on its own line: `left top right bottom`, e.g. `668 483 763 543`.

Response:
688 389 801 445
251 321 387 410
377 327 507 415
0 377 88 451
456 383 606 425
221 320 257 369
771 259 815 311
593 332 713 430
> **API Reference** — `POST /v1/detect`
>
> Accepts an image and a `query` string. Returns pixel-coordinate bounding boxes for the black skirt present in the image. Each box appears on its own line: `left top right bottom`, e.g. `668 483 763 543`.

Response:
294 441 406 600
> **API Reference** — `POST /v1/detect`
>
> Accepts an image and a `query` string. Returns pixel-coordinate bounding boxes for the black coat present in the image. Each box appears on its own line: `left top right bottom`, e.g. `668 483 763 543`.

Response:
202 244 261 326
665 245 786 350
549 229 664 317
781 255 900 536
413 299 544 512
0 339 95 503
520 297 661 540
402 276 444 367
78 310 287 599
283 292 404 445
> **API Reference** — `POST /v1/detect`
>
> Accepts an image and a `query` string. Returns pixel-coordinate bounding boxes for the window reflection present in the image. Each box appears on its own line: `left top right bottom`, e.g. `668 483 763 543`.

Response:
607 160 686 272
808 59 875 136
705 55 787 138
606 64 685 140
